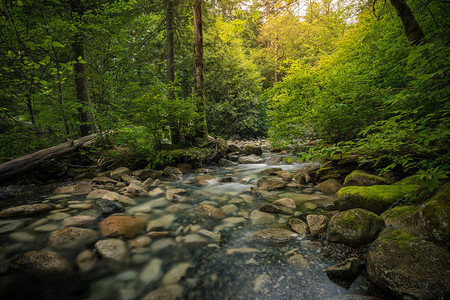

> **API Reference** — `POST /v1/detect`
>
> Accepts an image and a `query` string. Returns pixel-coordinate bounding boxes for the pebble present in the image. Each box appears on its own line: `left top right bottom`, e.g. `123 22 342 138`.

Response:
139 258 163 284
0 220 24 234
116 270 138 281
34 223 59 232
141 284 183 300
150 238 176 252
46 194 72 200
146 214 176 231
47 212 71 220
221 204 238 214
162 262 192 285
68 203 92 210
9 231 35 242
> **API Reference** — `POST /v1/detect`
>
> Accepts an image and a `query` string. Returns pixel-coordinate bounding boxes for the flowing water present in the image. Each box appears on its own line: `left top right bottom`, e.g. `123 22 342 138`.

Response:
0 156 380 300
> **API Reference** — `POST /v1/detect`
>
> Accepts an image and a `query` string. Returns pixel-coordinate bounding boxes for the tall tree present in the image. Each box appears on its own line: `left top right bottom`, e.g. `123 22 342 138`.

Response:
388 0 425 44
193 0 208 139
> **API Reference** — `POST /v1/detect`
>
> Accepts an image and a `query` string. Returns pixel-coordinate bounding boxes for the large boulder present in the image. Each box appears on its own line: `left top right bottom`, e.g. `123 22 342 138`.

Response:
327 209 385 247
238 154 265 164
10 250 72 278
243 145 262 155
367 227 450 299
48 227 99 250
0 203 53 218
110 167 130 180
316 179 343 194
306 214 329 237
257 177 286 191
316 154 359 181
99 215 148 238
343 170 390 187
334 176 429 214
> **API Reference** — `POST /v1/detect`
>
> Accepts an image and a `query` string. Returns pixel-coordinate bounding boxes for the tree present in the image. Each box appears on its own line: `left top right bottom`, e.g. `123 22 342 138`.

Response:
193 0 208 140
387 0 425 44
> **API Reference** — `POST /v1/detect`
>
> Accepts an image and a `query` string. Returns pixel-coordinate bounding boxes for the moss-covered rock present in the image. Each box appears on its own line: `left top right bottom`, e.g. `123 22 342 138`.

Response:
380 205 426 238
243 145 262 155
343 170 390 187
334 176 429 214
327 208 385 247
419 182 450 249
316 161 358 181
367 227 450 299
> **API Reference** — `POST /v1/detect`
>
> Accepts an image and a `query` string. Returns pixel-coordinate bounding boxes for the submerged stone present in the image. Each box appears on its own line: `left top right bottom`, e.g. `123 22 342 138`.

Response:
48 227 99 250
99 215 147 238
251 228 296 243
10 250 72 278
0 203 53 218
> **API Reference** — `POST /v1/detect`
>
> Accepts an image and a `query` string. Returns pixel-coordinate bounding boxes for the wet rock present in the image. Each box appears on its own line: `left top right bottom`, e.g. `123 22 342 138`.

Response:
177 234 209 246
244 145 262 155
132 169 161 180
239 177 252 184
48 227 99 250
164 166 183 181
250 210 276 224
344 170 390 187
94 238 129 266
76 249 97 272
238 154 265 164
54 184 92 195
268 156 282 165
223 217 246 224
327 209 385 247
288 218 309 235
253 274 271 293
194 174 215 185
9 231 34 242
226 247 259 255
218 158 238 167
258 203 293 215
287 254 309 269
47 212 71 221
177 163 193 173
10 250 72 278
306 214 329 237
141 284 183 300
250 187 271 197
251 228 296 243
121 174 140 184
151 238 176 251
93 199 124 216
102 191 136 206
99 215 148 238
165 188 187 201
62 215 97 227
148 187 165 197
221 204 238 214
146 214 176 231
257 177 286 191
199 204 226 219
126 181 148 195
273 198 296 209
278 171 293 182
0 203 52 218
162 262 192 285
110 167 130 180
34 223 59 232
91 176 118 185
367 227 450 299
260 167 283 175
128 235 152 249
142 178 154 187
316 179 343 194
0 219 24 234
218 176 234 183
139 258 163 284
325 257 364 279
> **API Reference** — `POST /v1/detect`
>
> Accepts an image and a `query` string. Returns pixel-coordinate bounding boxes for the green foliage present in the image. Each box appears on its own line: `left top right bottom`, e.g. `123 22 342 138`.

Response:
417 167 448 193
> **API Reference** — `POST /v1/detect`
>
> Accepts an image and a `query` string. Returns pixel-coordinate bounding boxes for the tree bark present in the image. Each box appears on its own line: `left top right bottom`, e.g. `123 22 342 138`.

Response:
72 35 99 136
0 134 98 184
389 0 425 45
193 0 208 140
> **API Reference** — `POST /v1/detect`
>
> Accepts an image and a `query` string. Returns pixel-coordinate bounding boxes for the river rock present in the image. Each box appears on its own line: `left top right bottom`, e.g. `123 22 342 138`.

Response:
128 235 152 249
86 189 111 199
62 215 97 227
177 234 209 246
91 176 118 185
327 209 385 247
316 179 343 194
250 210 276 224
325 257 364 279
244 145 262 155
121 174 140 184
221 204 238 214
226 247 259 255
146 214 176 231
198 229 221 243
367 227 450 299
162 262 192 285
334 176 428 214
9 231 34 242
260 167 283 175
10 250 72 278
287 254 309 269
257 177 286 191
48 227 99 249
164 166 183 181
199 204 226 219
218 176 234 183
0 219 24 234
142 284 183 300
218 158 238 167
126 181 148 195
251 228 296 243
306 214 329 237
93 199 124 216
0 203 53 218
139 258 163 284
95 238 129 266
99 215 148 238
165 188 187 201
47 212 71 221
102 191 136 206
273 198 296 209
344 170 390 187
76 249 98 272
268 156 282 165
149 187 165 197
258 203 293 215
288 218 309 235
132 169 161 180
238 154 264 164
110 167 130 180
278 171 293 182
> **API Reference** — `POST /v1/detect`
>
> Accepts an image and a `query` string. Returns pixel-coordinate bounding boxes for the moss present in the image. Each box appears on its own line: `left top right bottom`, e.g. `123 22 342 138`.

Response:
384 205 420 218
381 229 417 250
344 170 390 186
341 210 362 230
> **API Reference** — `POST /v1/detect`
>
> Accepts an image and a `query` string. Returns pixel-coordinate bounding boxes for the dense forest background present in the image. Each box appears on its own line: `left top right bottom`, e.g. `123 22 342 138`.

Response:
0 0 448 176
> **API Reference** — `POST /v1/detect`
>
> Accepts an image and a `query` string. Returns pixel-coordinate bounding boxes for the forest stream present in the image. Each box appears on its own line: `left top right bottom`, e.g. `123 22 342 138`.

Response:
0 150 382 300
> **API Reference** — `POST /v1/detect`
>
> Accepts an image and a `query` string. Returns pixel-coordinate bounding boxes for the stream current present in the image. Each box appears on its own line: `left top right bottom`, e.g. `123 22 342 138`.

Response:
0 154 380 299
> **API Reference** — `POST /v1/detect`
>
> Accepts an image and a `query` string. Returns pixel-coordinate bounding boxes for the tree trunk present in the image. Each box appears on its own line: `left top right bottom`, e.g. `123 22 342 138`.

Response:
166 0 182 144
192 0 207 140
72 35 99 136
26 92 36 125
54 52 70 136
0 133 98 184
389 0 425 45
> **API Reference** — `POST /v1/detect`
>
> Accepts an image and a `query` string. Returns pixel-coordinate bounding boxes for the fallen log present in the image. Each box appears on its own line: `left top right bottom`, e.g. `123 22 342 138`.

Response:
0 134 99 184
